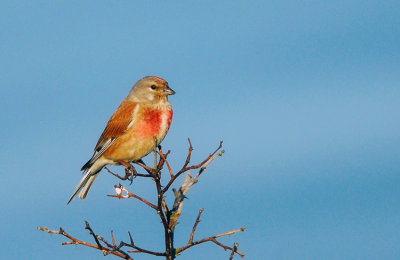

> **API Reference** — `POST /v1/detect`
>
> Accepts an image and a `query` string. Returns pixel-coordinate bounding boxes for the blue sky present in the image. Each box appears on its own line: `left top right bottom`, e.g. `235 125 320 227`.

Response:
1 1 400 259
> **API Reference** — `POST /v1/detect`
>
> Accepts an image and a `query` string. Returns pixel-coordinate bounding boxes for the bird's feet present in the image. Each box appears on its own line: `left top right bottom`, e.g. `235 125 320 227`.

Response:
117 160 137 184
126 165 137 184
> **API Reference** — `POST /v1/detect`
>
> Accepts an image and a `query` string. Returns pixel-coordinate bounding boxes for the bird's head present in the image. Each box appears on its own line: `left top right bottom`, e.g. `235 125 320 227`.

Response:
128 76 175 103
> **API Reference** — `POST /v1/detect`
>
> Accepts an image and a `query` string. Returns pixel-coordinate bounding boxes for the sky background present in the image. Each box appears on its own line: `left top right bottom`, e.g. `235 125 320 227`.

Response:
1 1 400 259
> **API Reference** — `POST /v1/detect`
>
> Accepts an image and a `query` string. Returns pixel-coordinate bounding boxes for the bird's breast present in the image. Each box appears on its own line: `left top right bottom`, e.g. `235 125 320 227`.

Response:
103 106 173 162
135 108 172 141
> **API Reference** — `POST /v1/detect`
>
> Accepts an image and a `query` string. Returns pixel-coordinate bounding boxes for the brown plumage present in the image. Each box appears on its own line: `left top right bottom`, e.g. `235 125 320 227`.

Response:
68 76 175 204
96 100 137 148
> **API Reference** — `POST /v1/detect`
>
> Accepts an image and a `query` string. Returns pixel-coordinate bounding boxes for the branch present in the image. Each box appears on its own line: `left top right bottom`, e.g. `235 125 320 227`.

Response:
175 207 245 258
177 227 246 258
151 144 172 257
229 243 240 260
107 184 157 210
180 138 194 172
134 160 155 175
162 140 223 193
188 208 204 244
158 149 173 177
85 221 103 250
38 225 133 260
154 172 171 256
121 232 165 256
41 139 244 259
104 166 152 179
169 149 225 228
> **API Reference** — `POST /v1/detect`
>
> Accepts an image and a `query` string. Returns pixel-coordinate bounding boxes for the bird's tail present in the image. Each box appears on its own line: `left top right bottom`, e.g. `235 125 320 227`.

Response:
67 162 104 204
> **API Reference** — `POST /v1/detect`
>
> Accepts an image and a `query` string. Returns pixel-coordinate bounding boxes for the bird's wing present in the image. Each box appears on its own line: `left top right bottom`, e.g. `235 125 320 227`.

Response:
81 100 137 171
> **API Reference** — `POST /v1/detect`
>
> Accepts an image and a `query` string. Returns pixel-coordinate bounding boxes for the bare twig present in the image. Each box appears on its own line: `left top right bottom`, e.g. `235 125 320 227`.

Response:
111 231 116 247
85 221 103 250
188 208 204 244
40 140 244 259
134 160 154 174
155 146 170 172
229 243 240 260
162 140 223 193
95 233 127 257
122 232 166 256
169 149 225 228
104 166 152 179
180 138 194 172
151 140 172 258
177 227 246 257
158 149 174 178
107 185 157 210
38 226 133 260
154 172 172 257
153 140 158 170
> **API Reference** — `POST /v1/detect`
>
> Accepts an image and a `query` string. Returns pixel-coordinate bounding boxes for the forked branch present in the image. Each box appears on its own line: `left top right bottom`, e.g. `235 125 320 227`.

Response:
162 139 223 193
38 140 244 259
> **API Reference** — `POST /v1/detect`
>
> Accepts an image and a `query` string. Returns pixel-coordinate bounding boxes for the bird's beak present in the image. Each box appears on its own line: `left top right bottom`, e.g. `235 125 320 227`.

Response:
164 86 176 95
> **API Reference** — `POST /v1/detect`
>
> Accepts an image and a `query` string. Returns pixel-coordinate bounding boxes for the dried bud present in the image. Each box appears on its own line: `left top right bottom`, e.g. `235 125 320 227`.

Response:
115 186 122 195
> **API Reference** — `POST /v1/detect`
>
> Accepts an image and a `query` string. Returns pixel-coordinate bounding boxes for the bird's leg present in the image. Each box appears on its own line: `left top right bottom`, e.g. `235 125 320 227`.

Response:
126 166 137 185
117 160 137 184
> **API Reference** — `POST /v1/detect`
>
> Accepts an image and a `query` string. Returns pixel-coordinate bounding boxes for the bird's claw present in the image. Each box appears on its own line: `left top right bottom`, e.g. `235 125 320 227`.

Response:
124 165 137 185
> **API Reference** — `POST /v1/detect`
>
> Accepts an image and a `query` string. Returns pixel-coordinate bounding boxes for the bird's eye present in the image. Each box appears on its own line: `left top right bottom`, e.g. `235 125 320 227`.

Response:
151 85 157 90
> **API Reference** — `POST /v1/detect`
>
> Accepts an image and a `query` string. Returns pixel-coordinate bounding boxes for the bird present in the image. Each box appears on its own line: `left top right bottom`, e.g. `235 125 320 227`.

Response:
67 76 175 204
